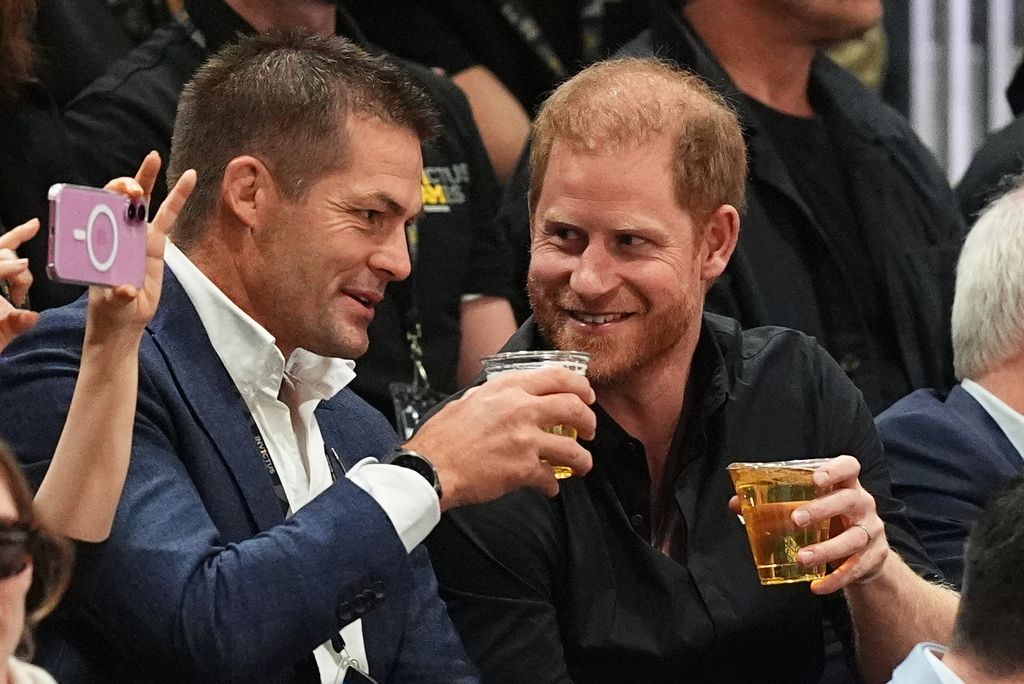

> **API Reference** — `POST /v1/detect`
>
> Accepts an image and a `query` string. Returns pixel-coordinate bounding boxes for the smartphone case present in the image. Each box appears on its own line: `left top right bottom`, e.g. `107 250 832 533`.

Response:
47 184 148 289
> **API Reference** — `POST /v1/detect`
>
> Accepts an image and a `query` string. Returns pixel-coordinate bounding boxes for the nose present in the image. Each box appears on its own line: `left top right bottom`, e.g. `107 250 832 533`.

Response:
370 222 412 282
569 241 618 299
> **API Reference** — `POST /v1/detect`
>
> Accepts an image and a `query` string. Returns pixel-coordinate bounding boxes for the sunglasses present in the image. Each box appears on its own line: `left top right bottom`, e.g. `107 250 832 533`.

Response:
0 523 34 579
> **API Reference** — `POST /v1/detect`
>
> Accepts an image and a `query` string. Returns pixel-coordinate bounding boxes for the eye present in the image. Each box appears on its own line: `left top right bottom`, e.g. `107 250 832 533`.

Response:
618 234 648 247
545 225 580 242
358 209 381 221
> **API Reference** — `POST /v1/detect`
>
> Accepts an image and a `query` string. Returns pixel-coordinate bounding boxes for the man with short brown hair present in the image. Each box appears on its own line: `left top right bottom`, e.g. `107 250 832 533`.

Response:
426 57 958 684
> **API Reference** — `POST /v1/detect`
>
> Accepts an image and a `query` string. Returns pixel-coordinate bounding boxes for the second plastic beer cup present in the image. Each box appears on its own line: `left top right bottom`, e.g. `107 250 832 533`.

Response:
727 459 834 585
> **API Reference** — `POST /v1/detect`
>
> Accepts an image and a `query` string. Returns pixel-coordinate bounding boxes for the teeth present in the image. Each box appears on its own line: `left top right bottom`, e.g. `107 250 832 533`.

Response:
575 313 624 324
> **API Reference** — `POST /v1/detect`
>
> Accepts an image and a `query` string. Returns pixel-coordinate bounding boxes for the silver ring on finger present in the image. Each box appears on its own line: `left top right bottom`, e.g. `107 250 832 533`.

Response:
854 522 873 548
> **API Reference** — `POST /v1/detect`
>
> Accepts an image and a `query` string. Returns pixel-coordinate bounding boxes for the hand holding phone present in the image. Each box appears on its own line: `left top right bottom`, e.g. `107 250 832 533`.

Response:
48 184 149 289
83 153 196 342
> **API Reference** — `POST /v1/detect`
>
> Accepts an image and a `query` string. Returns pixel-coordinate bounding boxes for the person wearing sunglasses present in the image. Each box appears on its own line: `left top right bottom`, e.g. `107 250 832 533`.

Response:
0 440 70 684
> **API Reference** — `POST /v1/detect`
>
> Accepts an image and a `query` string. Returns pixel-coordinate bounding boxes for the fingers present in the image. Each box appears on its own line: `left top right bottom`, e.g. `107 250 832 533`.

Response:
526 392 597 441
0 309 40 352
0 257 30 280
792 487 865 527
488 366 596 406
810 543 891 595
0 218 40 251
534 430 593 477
103 177 145 198
809 454 861 489
795 516 882 569
134 151 162 200
151 169 196 239
728 494 741 515
0 248 33 306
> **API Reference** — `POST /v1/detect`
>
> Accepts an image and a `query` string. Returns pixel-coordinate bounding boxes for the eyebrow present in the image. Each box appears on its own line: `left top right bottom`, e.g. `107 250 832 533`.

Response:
335 191 416 218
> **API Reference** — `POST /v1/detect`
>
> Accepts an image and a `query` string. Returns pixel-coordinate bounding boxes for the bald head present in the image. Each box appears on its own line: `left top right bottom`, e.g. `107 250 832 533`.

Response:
528 57 747 223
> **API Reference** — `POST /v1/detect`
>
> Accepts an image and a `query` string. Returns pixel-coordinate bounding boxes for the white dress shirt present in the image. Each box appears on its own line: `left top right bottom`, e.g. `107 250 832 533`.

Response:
961 378 1024 463
165 243 440 683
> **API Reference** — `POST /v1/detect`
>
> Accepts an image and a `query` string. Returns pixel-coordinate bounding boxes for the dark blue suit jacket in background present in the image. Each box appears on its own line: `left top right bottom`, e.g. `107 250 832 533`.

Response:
0 270 477 683
876 385 1024 587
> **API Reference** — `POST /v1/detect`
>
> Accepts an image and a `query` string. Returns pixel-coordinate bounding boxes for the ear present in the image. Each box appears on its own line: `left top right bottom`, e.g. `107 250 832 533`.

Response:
221 155 277 229
699 204 740 281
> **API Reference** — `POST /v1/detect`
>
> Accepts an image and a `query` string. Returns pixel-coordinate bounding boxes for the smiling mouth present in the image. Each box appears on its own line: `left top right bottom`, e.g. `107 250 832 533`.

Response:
568 311 632 325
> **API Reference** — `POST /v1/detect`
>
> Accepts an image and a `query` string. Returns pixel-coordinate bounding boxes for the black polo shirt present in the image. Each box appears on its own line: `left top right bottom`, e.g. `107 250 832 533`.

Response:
426 313 941 683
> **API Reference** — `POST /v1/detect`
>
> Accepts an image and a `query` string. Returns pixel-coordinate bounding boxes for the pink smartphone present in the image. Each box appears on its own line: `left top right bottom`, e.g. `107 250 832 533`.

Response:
47 184 148 289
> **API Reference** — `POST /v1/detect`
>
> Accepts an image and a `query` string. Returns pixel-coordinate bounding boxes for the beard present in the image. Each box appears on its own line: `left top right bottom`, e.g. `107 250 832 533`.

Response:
527 275 699 387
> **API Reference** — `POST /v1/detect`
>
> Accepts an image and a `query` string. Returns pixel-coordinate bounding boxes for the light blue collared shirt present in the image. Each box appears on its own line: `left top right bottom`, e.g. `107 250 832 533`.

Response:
961 378 1024 463
888 643 964 684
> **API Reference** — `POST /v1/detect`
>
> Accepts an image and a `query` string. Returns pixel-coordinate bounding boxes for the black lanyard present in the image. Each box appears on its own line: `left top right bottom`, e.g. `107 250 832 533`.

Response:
235 383 345 517
235 387 376 680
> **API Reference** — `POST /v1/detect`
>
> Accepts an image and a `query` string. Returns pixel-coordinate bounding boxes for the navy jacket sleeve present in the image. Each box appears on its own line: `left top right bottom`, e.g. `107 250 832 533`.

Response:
0 302 476 683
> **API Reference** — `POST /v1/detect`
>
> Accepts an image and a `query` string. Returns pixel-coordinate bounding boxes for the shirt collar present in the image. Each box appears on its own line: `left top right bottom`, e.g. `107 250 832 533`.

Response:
961 378 1024 463
164 241 355 404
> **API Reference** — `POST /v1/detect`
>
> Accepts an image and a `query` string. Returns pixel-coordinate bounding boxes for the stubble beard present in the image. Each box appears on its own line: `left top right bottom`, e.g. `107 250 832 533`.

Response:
528 277 698 388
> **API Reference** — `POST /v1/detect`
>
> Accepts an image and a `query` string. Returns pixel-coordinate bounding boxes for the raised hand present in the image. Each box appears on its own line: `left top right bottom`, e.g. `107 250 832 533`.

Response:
0 218 42 352
406 366 596 510
87 152 196 341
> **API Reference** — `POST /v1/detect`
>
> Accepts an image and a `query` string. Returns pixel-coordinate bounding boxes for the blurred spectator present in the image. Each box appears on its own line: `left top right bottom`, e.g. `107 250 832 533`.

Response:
0 0 83 310
34 0 172 109
877 180 1024 588
0 441 72 684
957 58 1024 224
504 0 965 415
349 0 650 114
62 0 516 425
348 0 650 183
889 477 1024 684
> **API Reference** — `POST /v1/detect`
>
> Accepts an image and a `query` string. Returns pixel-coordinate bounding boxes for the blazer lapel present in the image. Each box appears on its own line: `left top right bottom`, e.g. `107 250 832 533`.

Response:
147 268 285 532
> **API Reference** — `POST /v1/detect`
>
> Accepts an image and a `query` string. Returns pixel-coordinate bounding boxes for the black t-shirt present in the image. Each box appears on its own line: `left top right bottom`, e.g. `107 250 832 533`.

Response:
61 0 512 423
426 315 942 683
745 97 910 413
347 0 650 113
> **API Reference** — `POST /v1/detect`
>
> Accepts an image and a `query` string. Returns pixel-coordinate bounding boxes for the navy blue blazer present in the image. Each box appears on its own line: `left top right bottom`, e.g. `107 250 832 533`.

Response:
0 270 477 683
876 385 1024 587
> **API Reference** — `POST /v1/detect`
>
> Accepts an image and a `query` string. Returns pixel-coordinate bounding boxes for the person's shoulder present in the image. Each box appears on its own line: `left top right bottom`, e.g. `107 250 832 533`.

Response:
876 388 950 427
66 21 204 108
706 312 821 366
875 385 998 458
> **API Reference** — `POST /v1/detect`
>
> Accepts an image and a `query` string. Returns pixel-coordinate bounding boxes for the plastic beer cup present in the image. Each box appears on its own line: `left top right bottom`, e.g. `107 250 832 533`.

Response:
727 459 834 585
480 350 590 479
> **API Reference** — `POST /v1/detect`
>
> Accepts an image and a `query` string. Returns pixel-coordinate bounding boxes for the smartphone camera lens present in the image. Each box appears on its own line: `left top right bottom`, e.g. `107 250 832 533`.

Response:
137 203 147 222
127 204 137 220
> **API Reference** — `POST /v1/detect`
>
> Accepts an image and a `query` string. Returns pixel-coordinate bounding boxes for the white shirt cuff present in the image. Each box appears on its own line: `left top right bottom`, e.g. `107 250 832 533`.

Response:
346 457 440 553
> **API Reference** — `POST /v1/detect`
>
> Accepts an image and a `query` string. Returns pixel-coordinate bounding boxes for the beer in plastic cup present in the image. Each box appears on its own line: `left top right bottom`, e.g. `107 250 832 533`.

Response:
727 459 834 585
480 350 590 479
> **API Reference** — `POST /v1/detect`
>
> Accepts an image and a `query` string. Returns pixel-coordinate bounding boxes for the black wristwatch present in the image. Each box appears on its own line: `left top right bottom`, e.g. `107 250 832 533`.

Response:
389 448 443 502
